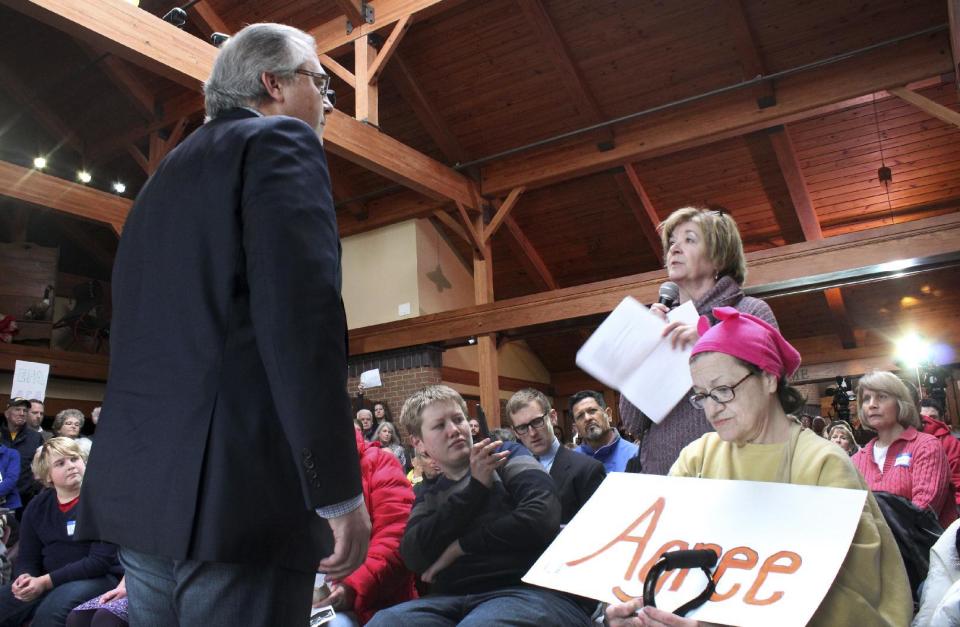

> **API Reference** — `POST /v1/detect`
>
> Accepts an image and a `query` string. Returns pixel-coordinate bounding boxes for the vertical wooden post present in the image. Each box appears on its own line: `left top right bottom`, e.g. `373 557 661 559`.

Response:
473 216 499 427
354 35 379 125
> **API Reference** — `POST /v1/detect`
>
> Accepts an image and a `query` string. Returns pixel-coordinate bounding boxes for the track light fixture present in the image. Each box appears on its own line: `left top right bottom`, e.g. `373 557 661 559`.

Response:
162 7 187 27
211 32 231 47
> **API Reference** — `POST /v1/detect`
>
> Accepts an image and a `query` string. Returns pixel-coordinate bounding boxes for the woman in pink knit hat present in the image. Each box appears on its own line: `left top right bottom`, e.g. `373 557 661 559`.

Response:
606 307 911 627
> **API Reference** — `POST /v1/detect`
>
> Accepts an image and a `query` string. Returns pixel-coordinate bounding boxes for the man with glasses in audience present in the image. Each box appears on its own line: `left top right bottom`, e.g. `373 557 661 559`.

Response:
507 389 605 525
570 391 638 473
76 23 369 627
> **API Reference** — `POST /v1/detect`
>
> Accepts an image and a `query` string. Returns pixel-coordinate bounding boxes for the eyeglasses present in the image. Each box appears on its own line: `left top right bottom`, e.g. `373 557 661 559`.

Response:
689 372 754 410
294 69 336 105
513 414 547 435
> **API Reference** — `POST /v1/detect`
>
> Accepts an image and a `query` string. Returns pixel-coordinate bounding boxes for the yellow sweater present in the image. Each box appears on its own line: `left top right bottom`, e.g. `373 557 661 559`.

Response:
671 428 912 627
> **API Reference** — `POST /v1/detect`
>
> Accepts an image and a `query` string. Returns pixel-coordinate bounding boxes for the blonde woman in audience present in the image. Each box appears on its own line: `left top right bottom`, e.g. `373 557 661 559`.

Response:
829 421 860 456
375 421 407 468
51 410 92 457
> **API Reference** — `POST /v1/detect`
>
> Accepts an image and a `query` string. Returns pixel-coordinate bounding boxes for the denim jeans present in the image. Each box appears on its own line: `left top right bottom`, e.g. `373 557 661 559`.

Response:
120 547 313 627
0 575 117 627
366 585 592 626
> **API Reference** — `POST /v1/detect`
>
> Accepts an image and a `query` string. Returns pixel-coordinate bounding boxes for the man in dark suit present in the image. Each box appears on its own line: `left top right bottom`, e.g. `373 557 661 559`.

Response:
77 23 369 627
505 389 606 524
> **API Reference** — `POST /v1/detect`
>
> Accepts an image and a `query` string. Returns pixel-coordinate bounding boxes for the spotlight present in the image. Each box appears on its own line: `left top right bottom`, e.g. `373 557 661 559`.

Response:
162 7 187 27
467 336 477 345
77 170 92 184
112 181 127 194
211 32 231 47
895 332 930 369
33 156 47 169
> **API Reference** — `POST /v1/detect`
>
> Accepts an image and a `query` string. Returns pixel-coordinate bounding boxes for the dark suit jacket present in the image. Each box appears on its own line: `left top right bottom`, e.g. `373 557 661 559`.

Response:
77 109 362 573
549 445 606 524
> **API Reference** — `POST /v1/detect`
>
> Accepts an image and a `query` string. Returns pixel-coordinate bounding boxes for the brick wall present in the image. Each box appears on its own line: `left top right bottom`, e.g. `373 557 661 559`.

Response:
347 345 444 444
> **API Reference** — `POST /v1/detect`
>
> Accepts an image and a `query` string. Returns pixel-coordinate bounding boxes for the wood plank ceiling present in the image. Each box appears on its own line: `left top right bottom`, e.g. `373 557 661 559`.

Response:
0 0 958 379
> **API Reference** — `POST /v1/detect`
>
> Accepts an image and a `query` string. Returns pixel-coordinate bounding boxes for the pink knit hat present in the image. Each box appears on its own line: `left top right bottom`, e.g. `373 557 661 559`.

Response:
691 306 801 377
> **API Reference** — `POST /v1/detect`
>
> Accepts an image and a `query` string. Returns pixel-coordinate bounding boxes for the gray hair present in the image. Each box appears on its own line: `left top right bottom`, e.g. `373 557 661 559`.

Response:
53 408 85 433
204 23 317 119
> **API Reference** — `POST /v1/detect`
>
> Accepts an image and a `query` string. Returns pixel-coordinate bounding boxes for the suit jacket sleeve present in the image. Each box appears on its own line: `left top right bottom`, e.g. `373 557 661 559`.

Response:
577 455 606 506
241 117 361 509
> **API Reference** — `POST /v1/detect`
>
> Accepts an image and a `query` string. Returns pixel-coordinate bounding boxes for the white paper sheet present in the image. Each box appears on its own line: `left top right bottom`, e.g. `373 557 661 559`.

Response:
360 368 382 389
11 360 50 401
575 298 698 423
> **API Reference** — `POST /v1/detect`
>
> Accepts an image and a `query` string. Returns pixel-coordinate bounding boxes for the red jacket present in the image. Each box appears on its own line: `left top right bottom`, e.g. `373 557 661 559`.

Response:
342 432 417 624
921 416 960 506
852 427 958 528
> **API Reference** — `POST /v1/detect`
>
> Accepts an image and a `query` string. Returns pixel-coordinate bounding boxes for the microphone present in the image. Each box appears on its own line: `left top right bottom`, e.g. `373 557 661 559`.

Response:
658 282 680 309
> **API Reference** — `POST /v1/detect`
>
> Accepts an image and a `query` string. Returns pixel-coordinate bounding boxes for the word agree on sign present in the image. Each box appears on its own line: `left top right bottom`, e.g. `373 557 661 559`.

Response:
523 473 865 627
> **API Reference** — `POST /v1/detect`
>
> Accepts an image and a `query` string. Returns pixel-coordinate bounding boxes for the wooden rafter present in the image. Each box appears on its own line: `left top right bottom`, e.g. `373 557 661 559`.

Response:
950 0 960 92
721 0 775 107
367 15 412 83
331 169 370 220
354 36 379 125
0 160 130 234
76 42 156 120
311 0 456 54
319 53 357 89
617 164 663 265
454 201 486 257
503 215 558 291
889 86 960 129
1 0 482 212
480 34 953 195
483 186 525 243
389 53 467 164
88 92 204 165
334 0 366 27
348 212 960 354
191 0 230 37
431 209 470 245
823 287 858 349
0 59 83 154
767 125 823 241
515 0 612 146
472 213 499 425
127 145 149 174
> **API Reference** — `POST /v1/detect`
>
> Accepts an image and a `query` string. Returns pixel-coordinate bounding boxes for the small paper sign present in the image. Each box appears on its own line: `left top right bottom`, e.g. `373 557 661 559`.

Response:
523 473 866 627
11 360 50 401
360 368 382 389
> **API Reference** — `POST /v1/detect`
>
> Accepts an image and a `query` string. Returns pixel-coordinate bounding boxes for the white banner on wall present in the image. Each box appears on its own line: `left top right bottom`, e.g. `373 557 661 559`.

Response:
11 360 50 401
523 473 866 627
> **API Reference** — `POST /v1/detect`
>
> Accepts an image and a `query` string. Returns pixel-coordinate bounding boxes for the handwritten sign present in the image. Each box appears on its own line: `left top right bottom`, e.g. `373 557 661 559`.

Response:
11 360 50 401
523 473 866 627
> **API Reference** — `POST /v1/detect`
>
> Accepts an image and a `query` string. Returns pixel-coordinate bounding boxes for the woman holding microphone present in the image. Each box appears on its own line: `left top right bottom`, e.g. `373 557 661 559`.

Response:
621 206 778 475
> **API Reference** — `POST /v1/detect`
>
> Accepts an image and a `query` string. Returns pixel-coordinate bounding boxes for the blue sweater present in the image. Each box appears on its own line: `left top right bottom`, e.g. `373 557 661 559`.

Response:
575 429 638 473
15 489 121 586
0 446 21 510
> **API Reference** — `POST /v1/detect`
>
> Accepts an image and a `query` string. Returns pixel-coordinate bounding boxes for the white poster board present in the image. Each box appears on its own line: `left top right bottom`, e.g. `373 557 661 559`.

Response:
360 368 382 389
575 298 698 423
523 473 866 627
11 360 50 401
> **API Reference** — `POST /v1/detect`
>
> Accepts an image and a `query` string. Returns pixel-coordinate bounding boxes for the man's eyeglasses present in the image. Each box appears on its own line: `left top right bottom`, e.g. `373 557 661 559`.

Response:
689 372 754 410
513 415 547 435
294 69 336 105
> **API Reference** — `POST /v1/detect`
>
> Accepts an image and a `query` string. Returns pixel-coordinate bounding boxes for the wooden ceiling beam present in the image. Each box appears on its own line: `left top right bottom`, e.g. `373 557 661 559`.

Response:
311 0 456 55
480 33 953 195
721 0 775 108
767 125 823 241
337 190 446 237
515 0 613 147
483 186 525 243
616 164 663 265
503 215 558 291
347 211 960 354
354 36 379 125
191 0 230 36
431 208 470 245
1 0 482 211
76 42 156 120
319 53 357 89
889 85 960 128
331 169 370 220
88 92 204 165
0 60 84 155
823 287 858 349
0 160 130 234
367 14 412 83
388 53 467 164
455 201 486 258
950 0 960 92
333 0 366 28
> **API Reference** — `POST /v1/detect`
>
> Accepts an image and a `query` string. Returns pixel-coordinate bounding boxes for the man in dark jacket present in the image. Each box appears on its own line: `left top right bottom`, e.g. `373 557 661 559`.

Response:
506 388 606 524
76 23 369 627
2 398 42 513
